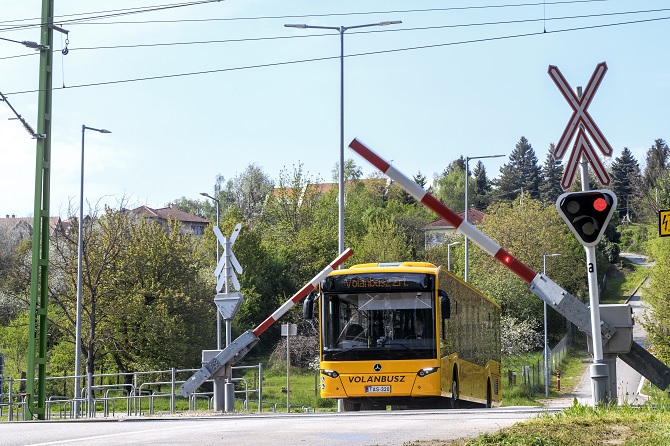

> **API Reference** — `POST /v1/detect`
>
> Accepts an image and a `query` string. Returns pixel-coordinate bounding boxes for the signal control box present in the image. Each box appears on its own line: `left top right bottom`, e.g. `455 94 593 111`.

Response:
587 304 634 354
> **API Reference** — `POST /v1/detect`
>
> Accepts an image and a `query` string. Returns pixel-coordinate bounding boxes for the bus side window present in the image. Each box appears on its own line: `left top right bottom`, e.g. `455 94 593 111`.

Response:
439 289 451 320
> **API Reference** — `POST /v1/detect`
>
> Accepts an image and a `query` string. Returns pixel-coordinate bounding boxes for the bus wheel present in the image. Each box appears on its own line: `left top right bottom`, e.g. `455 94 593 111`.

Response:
450 375 459 409
486 379 492 408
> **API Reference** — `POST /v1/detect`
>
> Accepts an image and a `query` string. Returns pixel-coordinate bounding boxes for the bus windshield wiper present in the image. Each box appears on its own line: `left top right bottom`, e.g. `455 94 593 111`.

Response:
384 341 420 358
331 346 368 359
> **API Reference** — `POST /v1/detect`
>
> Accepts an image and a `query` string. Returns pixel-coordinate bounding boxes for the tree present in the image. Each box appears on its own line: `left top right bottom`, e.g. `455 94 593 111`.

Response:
391 171 429 205
496 137 542 202
642 139 669 191
642 235 670 364
609 147 641 222
168 196 207 218
0 311 29 378
467 196 591 341
351 218 411 263
224 164 274 224
636 140 670 222
539 144 564 205
109 215 213 372
414 171 428 189
433 166 467 212
472 161 493 210
43 205 133 378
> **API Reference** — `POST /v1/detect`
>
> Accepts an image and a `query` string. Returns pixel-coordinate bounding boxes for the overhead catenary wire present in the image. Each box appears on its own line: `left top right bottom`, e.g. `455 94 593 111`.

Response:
25 0 614 28
3 13 670 97
0 0 225 32
2 6 668 61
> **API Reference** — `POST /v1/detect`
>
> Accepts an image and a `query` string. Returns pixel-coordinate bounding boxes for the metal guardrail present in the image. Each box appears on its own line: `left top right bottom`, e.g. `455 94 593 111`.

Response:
0 364 276 421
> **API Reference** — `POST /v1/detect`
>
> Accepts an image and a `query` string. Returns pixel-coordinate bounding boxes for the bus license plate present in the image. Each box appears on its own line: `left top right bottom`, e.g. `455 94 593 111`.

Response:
365 385 391 393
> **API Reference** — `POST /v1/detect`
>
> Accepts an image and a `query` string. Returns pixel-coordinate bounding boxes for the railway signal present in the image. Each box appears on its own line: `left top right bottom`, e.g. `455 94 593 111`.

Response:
556 190 617 247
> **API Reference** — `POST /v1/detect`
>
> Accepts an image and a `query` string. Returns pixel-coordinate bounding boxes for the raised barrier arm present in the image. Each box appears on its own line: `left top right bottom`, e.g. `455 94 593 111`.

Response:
349 137 670 390
179 248 353 397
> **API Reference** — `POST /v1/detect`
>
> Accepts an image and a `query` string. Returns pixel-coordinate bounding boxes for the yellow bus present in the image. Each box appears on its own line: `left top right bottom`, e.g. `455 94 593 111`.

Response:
308 261 501 410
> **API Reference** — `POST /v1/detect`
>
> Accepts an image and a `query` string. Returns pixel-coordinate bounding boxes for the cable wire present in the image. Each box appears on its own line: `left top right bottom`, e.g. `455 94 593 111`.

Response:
0 0 612 32
0 0 225 32
4 14 669 97
2 7 667 60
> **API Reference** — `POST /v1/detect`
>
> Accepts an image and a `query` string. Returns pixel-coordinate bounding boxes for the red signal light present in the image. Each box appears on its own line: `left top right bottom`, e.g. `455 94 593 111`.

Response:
593 197 607 212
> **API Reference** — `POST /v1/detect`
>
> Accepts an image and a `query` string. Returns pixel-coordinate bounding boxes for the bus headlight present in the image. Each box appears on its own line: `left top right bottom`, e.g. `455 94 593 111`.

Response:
321 369 339 379
417 367 438 377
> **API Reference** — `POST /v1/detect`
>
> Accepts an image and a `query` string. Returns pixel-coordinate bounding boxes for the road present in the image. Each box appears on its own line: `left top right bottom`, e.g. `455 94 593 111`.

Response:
0 407 555 446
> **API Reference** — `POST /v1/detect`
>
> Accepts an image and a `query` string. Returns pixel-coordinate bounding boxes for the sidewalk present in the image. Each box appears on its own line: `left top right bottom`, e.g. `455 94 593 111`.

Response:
538 366 593 409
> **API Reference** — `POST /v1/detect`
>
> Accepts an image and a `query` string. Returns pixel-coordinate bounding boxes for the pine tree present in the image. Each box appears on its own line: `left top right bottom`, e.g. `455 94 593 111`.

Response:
610 147 641 222
496 136 542 201
642 139 670 191
539 144 565 205
413 171 428 188
472 161 492 210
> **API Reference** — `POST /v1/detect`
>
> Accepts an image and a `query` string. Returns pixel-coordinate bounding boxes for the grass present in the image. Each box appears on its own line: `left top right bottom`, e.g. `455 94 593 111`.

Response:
501 342 590 407
455 401 670 445
601 257 649 304
250 366 337 412
406 396 670 445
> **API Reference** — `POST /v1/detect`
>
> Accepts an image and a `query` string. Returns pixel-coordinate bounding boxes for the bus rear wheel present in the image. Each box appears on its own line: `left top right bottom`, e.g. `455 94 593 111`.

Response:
450 374 459 409
486 379 492 408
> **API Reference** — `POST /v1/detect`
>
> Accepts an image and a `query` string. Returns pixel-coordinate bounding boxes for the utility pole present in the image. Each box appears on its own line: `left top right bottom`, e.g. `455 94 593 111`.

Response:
25 0 67 420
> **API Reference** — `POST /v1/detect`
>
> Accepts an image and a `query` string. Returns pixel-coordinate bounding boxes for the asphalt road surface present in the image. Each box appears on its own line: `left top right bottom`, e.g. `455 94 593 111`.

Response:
1 407 554 446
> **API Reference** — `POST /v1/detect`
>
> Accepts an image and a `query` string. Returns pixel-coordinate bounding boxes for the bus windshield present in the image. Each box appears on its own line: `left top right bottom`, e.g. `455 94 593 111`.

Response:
322 291 436 361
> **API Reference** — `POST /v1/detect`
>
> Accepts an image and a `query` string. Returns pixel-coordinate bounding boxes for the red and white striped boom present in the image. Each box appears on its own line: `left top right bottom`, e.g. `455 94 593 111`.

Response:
179 248 353 396
349 138 537 284
348 137 670 392
253 248 353 337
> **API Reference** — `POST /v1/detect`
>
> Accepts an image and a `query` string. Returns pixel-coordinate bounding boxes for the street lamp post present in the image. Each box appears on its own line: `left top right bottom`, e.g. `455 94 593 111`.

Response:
464 154 504 282
75 125 111 418
447 241 461 272
543 253 561 397
200 192 223 349
284 20 401 258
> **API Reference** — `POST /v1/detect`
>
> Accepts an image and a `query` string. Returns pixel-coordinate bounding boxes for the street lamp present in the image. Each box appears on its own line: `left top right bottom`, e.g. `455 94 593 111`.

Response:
543 253 561 397
447 241 461 272
284 20 402 259
464 154 504 282
200 192 223 349
75 125 110 418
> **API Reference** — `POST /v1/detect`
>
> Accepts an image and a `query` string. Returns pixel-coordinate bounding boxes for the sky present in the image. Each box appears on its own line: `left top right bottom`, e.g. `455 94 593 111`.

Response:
1 0 669 218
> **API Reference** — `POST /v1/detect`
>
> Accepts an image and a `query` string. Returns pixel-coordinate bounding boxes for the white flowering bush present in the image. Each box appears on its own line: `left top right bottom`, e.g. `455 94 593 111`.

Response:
501 315 543 356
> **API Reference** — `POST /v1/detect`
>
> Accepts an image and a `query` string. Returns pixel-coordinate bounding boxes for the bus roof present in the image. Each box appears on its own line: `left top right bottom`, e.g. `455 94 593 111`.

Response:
329 262 438 276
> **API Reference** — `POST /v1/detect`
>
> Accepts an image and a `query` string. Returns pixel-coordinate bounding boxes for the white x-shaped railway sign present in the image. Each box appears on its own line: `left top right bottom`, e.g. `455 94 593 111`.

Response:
549 62 612 189
561 128 611 190
213 224 243 292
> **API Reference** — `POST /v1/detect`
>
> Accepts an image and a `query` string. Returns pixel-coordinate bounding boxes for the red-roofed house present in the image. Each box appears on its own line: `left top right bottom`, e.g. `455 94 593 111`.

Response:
425 208 487 248
0 215 67 250
131 205 210 236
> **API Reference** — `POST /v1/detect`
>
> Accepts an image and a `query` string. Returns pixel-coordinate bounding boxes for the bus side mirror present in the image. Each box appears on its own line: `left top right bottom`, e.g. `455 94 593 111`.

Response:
439 290 451 319
304 292 317 320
